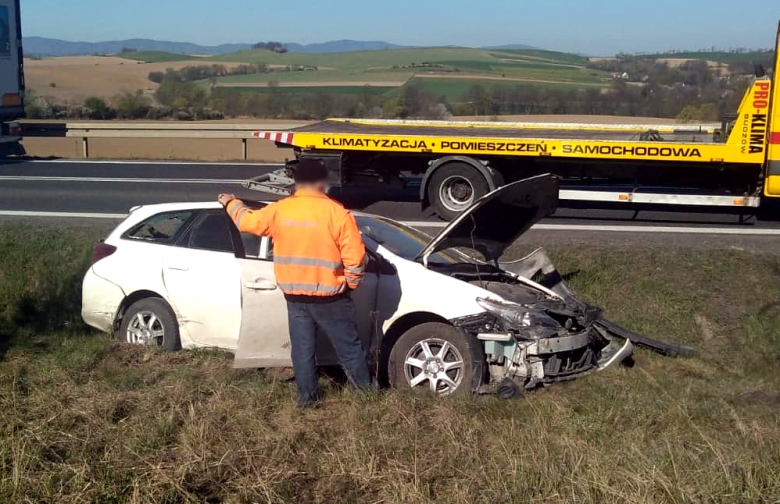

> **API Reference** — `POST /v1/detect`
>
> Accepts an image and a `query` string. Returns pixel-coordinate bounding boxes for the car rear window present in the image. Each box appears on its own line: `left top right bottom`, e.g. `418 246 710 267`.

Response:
124 211 193 244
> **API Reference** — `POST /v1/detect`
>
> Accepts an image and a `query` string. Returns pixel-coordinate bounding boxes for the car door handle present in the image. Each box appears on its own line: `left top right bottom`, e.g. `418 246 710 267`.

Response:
166 264 189 271
245 280 278 291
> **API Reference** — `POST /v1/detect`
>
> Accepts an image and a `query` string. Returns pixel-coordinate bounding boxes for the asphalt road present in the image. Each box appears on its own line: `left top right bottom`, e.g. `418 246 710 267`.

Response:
2 159 779 251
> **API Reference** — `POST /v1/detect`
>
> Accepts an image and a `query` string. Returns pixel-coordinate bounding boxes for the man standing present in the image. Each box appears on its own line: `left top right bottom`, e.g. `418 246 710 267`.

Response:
218 159 372 407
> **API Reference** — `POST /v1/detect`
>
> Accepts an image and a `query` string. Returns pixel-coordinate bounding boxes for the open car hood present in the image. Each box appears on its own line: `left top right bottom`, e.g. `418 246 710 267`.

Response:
416 173 559 264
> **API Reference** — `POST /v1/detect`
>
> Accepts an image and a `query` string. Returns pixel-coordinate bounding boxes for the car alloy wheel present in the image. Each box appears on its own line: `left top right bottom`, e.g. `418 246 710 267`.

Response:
118 297 181 351
126 310 165 346
403 337 465 395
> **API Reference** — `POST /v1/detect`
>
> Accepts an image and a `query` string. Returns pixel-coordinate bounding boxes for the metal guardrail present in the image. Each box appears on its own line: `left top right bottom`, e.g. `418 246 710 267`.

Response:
21 121 303 159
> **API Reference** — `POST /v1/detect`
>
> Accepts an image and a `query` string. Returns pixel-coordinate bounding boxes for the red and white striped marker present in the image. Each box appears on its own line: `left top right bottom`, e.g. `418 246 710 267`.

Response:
252 131 295 144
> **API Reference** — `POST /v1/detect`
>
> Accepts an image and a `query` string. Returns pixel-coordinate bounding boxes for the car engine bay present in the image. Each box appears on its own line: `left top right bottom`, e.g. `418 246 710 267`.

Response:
431 260 612 391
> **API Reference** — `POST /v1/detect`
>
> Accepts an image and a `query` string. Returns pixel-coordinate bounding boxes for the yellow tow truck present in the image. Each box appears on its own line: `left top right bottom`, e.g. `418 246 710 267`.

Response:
248 22 780 220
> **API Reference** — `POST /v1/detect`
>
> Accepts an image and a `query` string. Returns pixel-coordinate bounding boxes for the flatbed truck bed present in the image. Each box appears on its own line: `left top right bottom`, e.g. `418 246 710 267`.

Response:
292 119 718 142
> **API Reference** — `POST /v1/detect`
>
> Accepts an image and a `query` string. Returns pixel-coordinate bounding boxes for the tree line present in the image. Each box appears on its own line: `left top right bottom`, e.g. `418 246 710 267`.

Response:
147 64 271 84
252 41 288 53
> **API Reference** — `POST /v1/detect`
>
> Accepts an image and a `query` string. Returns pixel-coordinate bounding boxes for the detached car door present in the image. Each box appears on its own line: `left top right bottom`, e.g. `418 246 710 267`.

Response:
162 211 243 350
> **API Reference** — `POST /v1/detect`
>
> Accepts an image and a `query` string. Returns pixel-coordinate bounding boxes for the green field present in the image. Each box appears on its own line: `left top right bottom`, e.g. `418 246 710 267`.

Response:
2 224 780 502
210 46 586 71
117 50 202 63
214 69 412 85
211 76 598 107
118 46 612 91
213 84 397 98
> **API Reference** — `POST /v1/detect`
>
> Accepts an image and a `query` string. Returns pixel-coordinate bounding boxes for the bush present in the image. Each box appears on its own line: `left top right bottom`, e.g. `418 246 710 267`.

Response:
252 41 288 53
146 106 173 120
192 107 224 120
155 79 208 110
82 97 115 120
114 90 151 119
24 92 54 119
148 71 165 84
677 103 719 122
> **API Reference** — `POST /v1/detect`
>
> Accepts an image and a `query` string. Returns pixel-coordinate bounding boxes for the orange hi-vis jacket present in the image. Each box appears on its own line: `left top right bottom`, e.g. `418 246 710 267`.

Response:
226 188 367 298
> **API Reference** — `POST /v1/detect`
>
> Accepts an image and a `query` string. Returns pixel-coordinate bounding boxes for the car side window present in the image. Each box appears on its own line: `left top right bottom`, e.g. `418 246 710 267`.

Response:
124 211 193 244
187 213 234 253
241 234 273 260
241 233 262 258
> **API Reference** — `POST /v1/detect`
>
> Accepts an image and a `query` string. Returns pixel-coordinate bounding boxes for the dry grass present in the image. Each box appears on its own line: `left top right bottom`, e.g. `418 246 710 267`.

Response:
24 56 243 102
1 225 780 503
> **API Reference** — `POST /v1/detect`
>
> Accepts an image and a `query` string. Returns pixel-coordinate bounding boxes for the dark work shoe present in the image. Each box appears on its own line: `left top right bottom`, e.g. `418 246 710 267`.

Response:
297 399 320 410
297 391 321 409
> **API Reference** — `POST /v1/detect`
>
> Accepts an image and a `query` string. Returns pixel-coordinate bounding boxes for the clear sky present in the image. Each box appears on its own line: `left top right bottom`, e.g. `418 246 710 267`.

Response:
21 0 780 55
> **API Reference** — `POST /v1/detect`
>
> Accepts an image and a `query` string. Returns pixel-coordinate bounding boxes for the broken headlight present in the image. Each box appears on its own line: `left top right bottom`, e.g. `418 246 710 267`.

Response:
476 297 561 340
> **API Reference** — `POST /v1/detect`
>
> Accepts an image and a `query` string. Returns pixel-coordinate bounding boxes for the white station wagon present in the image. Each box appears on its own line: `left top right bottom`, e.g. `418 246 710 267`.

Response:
82 175 689 396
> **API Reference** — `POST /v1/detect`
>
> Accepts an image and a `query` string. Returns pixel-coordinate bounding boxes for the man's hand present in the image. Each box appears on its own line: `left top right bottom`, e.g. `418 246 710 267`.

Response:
218 193 236 207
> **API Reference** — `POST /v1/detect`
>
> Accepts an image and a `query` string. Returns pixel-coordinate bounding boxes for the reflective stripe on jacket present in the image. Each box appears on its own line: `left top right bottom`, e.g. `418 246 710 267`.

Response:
226 189 367 297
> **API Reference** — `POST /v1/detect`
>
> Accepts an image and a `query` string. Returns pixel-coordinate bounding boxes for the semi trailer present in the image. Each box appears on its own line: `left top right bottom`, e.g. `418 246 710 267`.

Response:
0 0 24 156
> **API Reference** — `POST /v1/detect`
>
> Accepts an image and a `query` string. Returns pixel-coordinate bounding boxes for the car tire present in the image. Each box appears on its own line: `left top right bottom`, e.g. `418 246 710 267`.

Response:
428 163 490 221
118 298 181 351
389 322 484 396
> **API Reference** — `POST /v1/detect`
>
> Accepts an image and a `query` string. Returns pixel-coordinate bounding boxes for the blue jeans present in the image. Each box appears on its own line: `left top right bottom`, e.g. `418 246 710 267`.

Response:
286 297 372 406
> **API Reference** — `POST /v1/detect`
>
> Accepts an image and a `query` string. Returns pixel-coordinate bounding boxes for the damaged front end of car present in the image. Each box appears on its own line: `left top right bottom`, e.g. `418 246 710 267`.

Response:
449 247 692 393
416 174 693 393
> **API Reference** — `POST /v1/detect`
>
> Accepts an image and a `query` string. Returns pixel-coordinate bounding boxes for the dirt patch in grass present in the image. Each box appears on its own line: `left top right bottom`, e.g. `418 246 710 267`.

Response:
1 227 780 502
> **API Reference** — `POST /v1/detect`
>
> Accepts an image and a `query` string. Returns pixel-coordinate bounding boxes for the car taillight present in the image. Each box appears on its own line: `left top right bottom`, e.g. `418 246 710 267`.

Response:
93 242 117 264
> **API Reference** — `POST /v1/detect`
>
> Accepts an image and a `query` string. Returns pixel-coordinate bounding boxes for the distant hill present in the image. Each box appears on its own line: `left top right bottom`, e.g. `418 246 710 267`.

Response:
285 40 408 53
23 37 409 56
23 37 252 56
482 44 538 50
23 37 544 57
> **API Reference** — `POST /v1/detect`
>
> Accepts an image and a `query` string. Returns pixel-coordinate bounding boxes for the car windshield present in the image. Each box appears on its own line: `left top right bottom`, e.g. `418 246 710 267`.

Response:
356 215 475 265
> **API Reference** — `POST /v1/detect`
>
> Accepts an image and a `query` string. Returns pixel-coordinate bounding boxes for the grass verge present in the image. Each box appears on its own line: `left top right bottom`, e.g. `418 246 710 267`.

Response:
1 225 779 503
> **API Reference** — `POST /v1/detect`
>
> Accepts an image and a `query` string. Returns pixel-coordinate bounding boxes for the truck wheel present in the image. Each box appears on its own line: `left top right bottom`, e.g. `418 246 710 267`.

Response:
428 163 490 220
389 322 484 396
